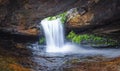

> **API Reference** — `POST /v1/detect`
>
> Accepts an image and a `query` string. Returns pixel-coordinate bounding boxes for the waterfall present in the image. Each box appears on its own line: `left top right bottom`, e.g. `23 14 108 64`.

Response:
39 17 120 57
41 18 66 52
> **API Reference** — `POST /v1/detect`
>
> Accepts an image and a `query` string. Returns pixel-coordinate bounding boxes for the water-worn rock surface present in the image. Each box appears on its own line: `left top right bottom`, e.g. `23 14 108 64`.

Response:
63 57 120 71
0 0 120 37
0 34 120 71
0 38 120 71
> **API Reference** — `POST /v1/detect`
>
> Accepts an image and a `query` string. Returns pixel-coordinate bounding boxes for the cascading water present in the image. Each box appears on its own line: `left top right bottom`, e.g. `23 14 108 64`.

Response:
40 17 120 57
41 18 78 53
41 18 66 52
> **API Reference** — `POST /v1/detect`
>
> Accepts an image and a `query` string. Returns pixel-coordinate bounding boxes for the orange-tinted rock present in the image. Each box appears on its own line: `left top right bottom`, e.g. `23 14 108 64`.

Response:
9 63 32 71
15 43 26 48
67 8 94 28
63 57 120 71
18 28 39 36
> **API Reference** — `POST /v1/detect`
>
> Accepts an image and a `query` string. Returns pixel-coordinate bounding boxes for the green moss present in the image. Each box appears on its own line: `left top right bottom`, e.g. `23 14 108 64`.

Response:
67 31 82 43
45 12 67 23
39 37 45 44
57 12 67 23
67 31 118 46
46 16 57 21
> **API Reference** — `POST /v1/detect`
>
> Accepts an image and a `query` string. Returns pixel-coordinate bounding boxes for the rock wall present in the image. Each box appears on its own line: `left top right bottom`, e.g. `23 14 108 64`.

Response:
0 0 79 36
66 0 120 34
0 0 120 37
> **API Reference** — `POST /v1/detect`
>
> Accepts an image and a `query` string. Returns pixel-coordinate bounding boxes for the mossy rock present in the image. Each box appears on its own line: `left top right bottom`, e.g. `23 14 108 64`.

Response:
39 37 45 44
66 31 119 47
44 12 67 23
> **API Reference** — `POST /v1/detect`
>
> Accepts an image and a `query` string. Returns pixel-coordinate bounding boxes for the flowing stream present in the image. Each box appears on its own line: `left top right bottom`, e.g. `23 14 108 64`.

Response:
26 17 120 71
40 18 120 57
40 18 80 53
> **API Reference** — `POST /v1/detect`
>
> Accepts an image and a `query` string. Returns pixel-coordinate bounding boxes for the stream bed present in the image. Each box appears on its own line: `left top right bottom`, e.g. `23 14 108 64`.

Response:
0 35 120 71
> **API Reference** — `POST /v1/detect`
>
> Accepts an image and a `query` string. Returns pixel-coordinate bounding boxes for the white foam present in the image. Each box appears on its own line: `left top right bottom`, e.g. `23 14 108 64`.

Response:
40 18 120 57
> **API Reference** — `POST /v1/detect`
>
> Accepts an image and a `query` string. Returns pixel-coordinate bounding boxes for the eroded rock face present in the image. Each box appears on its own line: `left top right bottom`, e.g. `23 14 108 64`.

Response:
66 0 120 35
0 0 79 36
0 0 120 37
66 8 94 28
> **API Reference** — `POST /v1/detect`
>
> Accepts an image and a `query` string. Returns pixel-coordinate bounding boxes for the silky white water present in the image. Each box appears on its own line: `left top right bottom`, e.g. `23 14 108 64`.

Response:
41 18 66 52
41 18 80 53
40 18 120 57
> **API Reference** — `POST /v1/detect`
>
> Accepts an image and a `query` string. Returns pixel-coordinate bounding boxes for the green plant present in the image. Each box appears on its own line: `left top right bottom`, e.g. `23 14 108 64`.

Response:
66 31 118 46
46 16 57 21
45 12 67 23
39 37 45 44
57 12 67 23
67 31 82 43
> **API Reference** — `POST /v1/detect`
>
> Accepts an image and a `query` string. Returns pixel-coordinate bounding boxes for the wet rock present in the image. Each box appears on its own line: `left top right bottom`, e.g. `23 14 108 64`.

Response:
15 43 27 48
66 8 93 28
0 0 120 38
9 63 32 71
0 37 36 71
66 0 120 36
0 27 40 37
62 57 120 71
0 0 79 37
